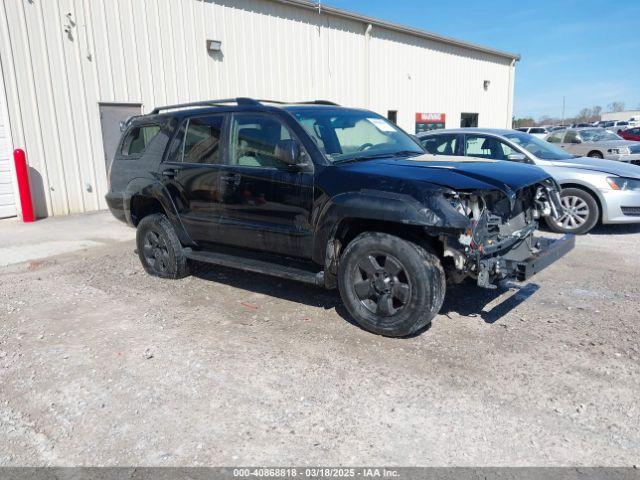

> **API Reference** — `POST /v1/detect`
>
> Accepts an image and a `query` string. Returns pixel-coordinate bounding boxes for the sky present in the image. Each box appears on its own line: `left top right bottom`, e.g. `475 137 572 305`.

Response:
328 0 640 120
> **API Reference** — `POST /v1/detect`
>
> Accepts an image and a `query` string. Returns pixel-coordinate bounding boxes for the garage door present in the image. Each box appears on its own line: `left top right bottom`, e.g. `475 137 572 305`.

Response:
0 89 16 219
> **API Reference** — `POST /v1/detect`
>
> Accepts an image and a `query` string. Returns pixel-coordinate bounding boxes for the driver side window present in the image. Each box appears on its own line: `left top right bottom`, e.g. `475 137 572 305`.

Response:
228 114 294 169
464 135 506 160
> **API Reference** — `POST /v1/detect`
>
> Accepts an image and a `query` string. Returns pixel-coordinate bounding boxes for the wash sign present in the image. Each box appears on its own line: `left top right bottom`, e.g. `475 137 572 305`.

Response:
415 113 446 133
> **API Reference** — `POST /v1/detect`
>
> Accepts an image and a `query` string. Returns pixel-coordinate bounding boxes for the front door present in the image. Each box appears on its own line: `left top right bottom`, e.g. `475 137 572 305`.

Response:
162 114 228 244
217 112 314 258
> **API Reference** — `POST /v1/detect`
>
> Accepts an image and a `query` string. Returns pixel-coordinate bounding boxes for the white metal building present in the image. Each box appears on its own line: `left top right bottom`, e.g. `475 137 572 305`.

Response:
0 0 519 219
601 110 640 122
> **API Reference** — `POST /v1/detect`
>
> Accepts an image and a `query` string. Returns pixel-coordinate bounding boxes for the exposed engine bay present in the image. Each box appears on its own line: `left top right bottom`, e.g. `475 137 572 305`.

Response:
440 179 568 289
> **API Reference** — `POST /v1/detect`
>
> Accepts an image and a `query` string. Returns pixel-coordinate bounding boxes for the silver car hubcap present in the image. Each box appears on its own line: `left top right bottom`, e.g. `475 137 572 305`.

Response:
556 196 589 229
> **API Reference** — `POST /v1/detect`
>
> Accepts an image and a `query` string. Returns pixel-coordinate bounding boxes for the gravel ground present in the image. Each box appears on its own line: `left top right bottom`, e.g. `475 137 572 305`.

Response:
1 222 639 466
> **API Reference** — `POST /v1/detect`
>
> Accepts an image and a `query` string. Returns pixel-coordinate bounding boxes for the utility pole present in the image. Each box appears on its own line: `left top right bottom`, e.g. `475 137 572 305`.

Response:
561 96 566 125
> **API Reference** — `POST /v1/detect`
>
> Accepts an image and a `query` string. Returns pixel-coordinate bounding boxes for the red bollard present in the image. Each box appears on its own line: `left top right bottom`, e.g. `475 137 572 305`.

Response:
13 148 35 222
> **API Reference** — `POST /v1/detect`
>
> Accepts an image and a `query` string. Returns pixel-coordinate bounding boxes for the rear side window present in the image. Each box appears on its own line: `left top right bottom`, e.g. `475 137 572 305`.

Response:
547 132 564 143
421 134 458 155
182 115 225 164
121 124 161 156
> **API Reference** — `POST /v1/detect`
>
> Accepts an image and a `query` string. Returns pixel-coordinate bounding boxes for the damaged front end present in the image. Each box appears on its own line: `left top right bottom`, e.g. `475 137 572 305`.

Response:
439 179 575 289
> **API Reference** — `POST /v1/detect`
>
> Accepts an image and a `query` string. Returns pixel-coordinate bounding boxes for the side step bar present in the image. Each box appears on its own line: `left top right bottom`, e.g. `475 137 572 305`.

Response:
183 248 325 286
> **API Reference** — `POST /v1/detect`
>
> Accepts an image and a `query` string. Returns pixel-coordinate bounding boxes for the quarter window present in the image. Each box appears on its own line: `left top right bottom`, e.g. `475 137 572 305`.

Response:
182 115 224 164
121 124 161 156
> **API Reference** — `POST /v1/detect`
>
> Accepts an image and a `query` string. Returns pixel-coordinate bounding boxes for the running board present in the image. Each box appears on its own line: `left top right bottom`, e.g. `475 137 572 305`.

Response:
182 247 325 286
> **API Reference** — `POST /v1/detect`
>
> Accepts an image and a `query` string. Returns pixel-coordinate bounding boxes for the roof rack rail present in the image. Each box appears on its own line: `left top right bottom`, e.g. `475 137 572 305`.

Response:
150 97 261 114
256 99 340 106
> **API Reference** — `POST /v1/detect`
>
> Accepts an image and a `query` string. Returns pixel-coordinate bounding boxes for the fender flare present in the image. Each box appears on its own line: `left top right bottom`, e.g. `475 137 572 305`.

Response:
312 189 470 265
123 177 194 246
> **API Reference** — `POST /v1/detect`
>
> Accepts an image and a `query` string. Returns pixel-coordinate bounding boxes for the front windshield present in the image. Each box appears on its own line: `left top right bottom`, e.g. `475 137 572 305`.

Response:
503 131 573 160
579 129 622 142
290 108 423 163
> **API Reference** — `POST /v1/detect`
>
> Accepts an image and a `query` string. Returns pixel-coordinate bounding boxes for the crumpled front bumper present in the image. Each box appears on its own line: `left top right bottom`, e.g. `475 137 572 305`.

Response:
476 234 575 288
513 234 576 281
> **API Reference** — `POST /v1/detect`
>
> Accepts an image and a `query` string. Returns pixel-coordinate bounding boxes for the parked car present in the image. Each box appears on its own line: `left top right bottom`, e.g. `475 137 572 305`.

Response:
545 128 640 162
418 128 640 235
515 126 550 138
598 120 630 133
106 98 573 337
570 123 593 128
619 127 640 141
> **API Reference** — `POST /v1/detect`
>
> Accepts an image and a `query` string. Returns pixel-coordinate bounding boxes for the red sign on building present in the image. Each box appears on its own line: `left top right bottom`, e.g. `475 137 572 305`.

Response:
415 113 446 133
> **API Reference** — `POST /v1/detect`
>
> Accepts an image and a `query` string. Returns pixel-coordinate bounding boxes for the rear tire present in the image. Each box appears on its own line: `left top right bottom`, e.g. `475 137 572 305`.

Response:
136 214 189 279
338 232 445 337
546 187 599 235
587 151 603 159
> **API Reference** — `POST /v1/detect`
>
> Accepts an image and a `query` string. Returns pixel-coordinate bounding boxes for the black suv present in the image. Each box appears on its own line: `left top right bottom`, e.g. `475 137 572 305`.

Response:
106 98 574 337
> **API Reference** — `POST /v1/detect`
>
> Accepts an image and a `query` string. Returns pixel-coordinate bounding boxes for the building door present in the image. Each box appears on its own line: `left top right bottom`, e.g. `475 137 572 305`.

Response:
98 103 142 173
460 113 479 128
0 74 16 219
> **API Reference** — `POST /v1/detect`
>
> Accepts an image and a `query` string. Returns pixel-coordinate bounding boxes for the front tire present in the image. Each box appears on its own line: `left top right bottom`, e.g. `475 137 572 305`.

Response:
338 232 445 337
546 187 599 235
136 214 189 279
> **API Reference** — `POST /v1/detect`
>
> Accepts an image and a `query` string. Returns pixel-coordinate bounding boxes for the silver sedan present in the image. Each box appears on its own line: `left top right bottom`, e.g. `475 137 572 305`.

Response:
545 128 640 162
418 128 640 234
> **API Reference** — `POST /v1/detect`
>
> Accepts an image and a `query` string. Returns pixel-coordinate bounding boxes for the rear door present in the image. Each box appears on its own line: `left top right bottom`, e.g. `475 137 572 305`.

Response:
162 114 228 244
216 112 315 258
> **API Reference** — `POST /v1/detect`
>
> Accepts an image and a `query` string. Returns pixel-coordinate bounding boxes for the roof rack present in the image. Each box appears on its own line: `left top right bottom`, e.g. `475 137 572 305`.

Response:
150 97 339 114
256 99 340 106
150 97 261 114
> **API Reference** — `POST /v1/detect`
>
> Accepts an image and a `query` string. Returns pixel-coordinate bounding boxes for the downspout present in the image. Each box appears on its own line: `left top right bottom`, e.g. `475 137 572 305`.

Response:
364 23 373 108
506 58 516 128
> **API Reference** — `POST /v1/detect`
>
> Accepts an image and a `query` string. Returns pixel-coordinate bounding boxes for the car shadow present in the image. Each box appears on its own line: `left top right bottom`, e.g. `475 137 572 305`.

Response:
190 262 539 334
440 279 540 324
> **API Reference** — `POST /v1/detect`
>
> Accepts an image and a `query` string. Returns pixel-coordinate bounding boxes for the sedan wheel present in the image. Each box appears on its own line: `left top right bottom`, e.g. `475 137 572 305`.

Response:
556 195 590 230
547 187 599 235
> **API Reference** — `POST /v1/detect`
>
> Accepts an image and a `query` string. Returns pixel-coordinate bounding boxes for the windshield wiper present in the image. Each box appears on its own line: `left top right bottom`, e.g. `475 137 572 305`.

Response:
334 150 421 164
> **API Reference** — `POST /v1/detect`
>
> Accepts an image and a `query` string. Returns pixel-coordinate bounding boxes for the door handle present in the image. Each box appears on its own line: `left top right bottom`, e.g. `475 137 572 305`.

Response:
162 168 177 178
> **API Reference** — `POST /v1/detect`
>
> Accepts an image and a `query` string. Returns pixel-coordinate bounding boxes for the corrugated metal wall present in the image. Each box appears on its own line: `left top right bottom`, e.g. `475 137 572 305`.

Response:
0 0 516 218
0 54 16 219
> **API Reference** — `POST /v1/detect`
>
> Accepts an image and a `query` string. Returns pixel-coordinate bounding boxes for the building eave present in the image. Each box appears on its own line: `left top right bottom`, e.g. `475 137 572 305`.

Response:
270 0 521 62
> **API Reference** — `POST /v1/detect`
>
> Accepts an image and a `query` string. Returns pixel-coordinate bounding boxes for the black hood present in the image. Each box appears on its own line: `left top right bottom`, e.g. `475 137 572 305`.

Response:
334 154 554 197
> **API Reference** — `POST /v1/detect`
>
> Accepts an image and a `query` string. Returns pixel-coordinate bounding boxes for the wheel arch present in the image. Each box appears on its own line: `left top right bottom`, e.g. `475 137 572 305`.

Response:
312 190 469 268
587 149 604 158
124 178 194 246
559 182 603 222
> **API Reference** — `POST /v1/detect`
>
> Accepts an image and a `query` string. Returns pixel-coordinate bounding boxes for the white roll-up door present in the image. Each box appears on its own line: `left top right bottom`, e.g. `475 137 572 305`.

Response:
0 79 16 219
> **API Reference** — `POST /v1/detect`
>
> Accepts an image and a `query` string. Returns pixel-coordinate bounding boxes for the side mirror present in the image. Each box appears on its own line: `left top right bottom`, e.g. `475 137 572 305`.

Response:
507 153 528 162
275 139 301 167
